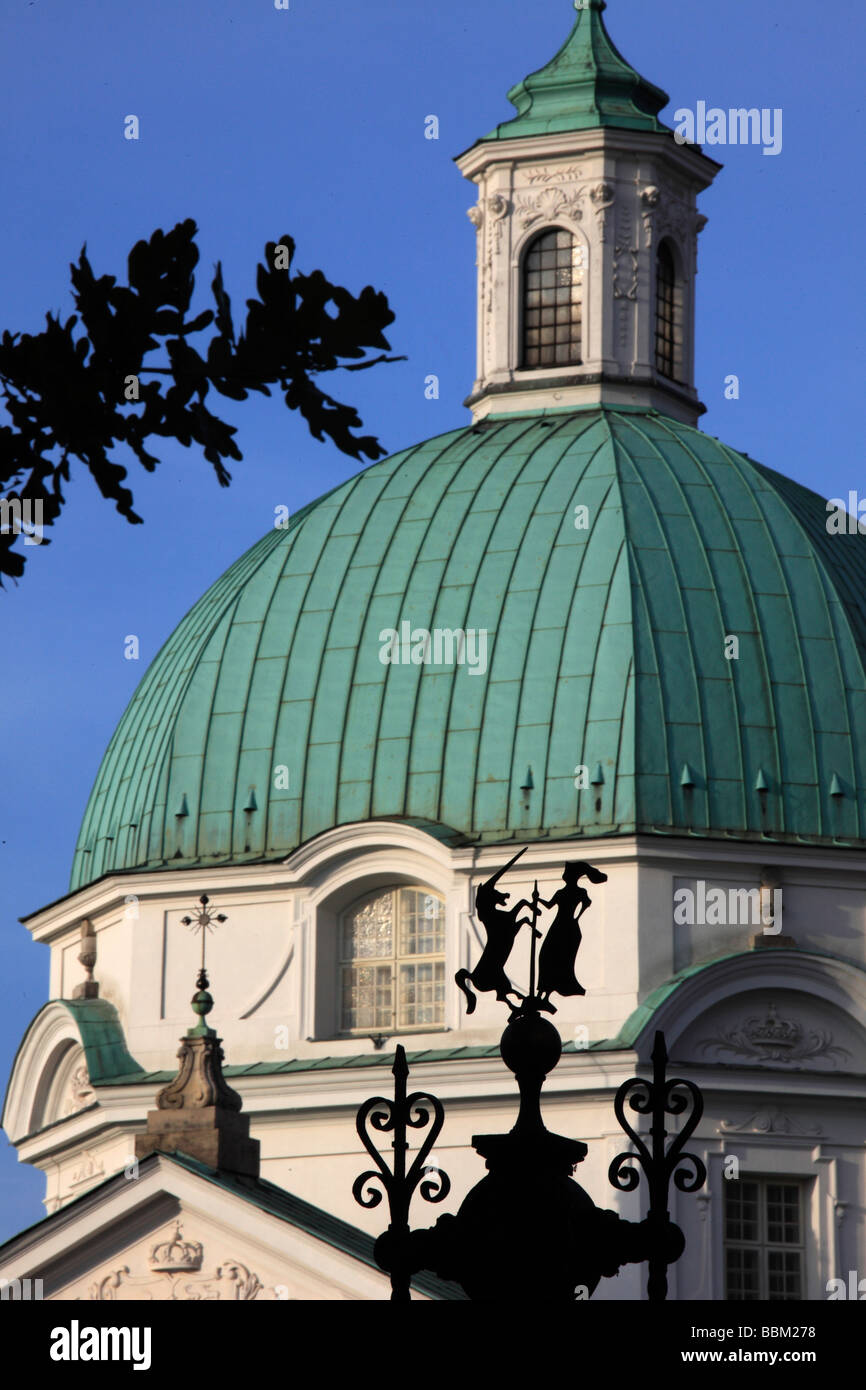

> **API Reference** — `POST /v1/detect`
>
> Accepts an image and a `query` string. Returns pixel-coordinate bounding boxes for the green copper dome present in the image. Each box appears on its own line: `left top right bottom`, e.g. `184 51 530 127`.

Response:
71 408 866 891
482 0 671 143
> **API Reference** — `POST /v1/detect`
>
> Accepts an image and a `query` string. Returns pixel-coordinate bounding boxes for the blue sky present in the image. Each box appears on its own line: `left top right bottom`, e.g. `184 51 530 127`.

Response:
0 0 862 1241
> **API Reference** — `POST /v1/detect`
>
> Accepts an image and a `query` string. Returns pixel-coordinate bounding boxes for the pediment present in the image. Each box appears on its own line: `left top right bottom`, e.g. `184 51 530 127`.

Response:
70 1215 293 1302
674 988 866 1073
0 1154 404 1302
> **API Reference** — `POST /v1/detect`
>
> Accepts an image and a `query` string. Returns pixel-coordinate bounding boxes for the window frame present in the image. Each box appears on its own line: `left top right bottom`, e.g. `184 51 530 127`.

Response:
724 1176 807 1301
519 226 584 371
337 884 447 1038
654 238 684 383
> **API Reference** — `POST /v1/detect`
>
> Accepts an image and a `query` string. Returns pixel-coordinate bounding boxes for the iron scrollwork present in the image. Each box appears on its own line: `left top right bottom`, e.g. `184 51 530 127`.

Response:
609 1029 707 1301
353 854 707 1301
352 1044 450 1300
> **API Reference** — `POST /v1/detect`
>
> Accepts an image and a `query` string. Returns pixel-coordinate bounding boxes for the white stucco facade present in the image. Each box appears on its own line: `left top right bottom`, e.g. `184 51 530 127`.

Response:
3 825 865 1299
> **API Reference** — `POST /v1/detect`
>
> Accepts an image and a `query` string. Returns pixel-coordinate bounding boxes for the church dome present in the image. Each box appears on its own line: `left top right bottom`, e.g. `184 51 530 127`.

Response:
71 407 866 891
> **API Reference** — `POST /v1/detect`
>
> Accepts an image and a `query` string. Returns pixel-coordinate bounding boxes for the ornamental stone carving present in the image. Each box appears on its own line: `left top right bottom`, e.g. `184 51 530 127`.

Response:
640 185 660 246
63 1063 94 1116
719 1108 823 1137
699 1001 851 1069
514 186 582 230
522 165 582 185
149 1222 203 1273
69 1150 105 1188
88 1224 263 1301
156 1031 242 1112
613 246 639 301
589 181 615 241
485 193 510 257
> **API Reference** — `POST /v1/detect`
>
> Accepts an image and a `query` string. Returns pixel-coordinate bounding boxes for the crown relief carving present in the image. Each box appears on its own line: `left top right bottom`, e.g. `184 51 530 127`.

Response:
88 1224 264 1301
149 1222 203 1273
699 1001 851 1069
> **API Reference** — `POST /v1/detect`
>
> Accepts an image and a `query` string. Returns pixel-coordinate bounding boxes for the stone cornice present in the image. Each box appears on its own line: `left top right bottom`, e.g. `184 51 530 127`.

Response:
455 126 721 188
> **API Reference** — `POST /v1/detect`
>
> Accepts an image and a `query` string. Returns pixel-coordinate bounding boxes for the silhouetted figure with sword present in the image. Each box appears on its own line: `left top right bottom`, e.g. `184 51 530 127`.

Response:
455 847 532 1014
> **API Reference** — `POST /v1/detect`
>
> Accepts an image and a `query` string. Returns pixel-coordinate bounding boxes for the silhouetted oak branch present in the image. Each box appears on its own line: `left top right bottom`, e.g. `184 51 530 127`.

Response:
0 219 406 584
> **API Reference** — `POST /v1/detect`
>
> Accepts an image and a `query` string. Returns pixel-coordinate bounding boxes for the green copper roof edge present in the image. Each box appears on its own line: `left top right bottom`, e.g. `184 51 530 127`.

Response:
17 999 145 1087
2 998 147 1138
483 403 668 422
92 1042 505 1087
81 945 866 1087
594 945 866 1052
65 819 866 911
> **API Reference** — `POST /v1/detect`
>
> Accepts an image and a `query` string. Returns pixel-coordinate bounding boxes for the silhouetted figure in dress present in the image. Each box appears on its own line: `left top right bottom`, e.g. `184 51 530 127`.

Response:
536 862 608 1005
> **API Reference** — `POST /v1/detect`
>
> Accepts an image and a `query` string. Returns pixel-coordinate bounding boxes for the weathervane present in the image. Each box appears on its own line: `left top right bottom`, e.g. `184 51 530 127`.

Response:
354 848 707 1301
456 852 608 1019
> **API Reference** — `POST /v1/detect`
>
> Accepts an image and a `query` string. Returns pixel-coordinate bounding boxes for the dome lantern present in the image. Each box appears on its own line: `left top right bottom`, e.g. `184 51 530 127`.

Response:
456 0 721 426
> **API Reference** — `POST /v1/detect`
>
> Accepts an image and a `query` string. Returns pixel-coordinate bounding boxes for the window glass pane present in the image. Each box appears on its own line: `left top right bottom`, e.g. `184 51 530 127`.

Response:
342 891 393 959
398 961 445 1028
399 889 445 956
523 228 582 368
767 1184 800 1244
726 1181 760 1242
655 241 676 378
767 1250 802 1300
726 1248 760 1301
341 964 393 1031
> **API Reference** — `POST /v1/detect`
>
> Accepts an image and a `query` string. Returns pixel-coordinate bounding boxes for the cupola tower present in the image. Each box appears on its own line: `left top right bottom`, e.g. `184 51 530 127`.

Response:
458 0 721 426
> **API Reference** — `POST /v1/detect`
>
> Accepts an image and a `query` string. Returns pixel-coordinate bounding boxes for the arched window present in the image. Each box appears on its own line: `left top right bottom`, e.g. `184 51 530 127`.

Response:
655 241 678 378
339 887 446 1035
522 228 583 369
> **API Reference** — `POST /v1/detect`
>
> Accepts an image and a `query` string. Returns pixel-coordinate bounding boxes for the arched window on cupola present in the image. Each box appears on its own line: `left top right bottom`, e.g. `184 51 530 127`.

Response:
655 239 682 381
521 228 584 369
339 886 446 1036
